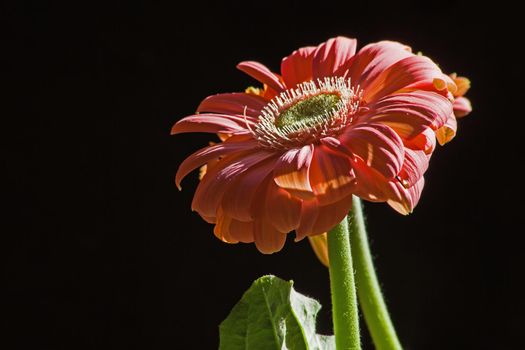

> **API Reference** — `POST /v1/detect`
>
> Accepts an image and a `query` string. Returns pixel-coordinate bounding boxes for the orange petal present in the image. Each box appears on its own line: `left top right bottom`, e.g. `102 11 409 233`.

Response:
308 233 329 267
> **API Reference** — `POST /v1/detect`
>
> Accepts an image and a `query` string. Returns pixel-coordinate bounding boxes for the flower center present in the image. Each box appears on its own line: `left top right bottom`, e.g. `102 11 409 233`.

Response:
276 93 341 128
251 77 362 149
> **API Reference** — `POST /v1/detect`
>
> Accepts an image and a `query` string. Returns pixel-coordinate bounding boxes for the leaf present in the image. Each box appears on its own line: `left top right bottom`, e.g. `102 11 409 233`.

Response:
219 275 334 350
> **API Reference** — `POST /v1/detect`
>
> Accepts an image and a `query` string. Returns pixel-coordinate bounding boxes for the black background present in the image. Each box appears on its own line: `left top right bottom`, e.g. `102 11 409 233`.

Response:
4 1 524 349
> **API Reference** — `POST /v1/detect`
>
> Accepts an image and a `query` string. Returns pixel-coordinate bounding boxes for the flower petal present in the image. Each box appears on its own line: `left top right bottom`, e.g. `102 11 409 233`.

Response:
340 123 405 179
308 145 355 205
311 195 353 235
312 36 358 79
398 149 429 188
347 41 413 87
265 180 302 233
308 233 329 267
435 113 458 145
197 93 267 117
171 113 254 135
214 207 239 243
363 91 453 139
350 157 394 202
273 145 315 199
453 96 472 118
254 218 287 254
387 177 425 215
175 135 258 189
191 150 274 218
221 158 277 222
295 199 319 240
281 46 316 88
362 55 451 102
228 219 254 243
237 61 286 93
403 128 436 154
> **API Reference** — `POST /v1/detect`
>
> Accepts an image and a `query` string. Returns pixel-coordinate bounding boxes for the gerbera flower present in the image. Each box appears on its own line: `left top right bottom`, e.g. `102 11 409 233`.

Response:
172 36 456 253
435 73 472 145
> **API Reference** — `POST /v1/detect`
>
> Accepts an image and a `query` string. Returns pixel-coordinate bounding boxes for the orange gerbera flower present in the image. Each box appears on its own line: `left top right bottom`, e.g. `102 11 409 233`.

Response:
172 37 457 253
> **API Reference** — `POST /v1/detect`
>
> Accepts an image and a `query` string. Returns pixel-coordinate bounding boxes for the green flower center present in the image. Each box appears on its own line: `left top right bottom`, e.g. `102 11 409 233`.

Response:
275 93 341 128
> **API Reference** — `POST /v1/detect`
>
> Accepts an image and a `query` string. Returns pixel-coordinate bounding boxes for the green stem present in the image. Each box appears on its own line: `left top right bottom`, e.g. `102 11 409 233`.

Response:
348 196 403 350
328 216 361 350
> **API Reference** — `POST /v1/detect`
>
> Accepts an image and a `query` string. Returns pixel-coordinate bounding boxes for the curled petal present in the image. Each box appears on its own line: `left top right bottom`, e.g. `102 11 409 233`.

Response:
237 61 286 93
175 135 258 189
309 145 355 205
435 113 458 146
273 145 315 199
347 41 413 86
362 55 452 102
398 149 429 188
281 46 316 88
171 113 253 135
312 36 358 79
197 93 267 117
265 180 302 233
453 96 472 118
340 123 405 179
350 157 394 202
364 91 453 139
403 128 436 154
387 177 425 215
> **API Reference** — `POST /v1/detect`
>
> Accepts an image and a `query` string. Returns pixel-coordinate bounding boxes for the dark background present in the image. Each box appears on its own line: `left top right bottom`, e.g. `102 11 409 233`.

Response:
4 1 524 349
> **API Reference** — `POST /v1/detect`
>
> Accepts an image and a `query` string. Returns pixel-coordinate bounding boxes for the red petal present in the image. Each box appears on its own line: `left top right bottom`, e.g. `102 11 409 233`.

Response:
171 113 254 135
175 135 258 189
197 93 267 117
228 219 254 243
221 158 277 222
340 123 404 179
264 180 302 233
364 91 453 139
453 96 472 118
254 218 287 254
281 46 316 88
347 41 413 87
403 128 436 154
273 145 315 199
312 37 358 79
191 150 274 218
362 55 451 102
398 149 429 188
387 177 425 215
237 61 286 93
308 145 355 205
310 195 353 235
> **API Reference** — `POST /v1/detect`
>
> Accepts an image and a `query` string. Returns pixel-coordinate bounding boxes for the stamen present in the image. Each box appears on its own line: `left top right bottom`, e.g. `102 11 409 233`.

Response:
251 77 362 149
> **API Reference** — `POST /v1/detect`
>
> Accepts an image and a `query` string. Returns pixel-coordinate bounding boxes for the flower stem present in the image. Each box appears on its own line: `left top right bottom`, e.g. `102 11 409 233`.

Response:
348 196 403 350
328 216 361 350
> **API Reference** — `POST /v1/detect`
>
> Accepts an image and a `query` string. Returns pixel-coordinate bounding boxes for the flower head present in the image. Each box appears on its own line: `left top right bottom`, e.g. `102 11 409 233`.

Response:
173 37 459 253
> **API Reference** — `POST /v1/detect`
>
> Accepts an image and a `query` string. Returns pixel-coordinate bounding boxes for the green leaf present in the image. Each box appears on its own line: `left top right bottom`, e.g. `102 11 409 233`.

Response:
219 275 334 350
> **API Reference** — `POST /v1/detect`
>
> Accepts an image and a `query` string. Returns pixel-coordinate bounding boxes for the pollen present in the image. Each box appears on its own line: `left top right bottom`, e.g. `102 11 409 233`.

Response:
250 77 362 149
